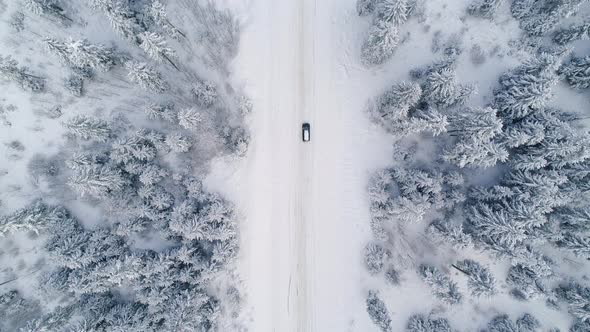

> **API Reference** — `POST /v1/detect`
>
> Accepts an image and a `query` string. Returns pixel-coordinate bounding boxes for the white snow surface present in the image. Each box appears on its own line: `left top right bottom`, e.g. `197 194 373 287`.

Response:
209 0 393 330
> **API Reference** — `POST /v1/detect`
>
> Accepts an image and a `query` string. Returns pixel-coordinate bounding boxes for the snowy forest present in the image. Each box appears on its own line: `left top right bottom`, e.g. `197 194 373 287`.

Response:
360 0 590 331
2 0 590 331
0 0 249 331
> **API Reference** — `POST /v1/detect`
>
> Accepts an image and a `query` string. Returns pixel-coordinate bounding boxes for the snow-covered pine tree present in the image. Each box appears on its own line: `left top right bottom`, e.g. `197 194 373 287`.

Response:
554 282 590 322
192 79 218 107
44 38 116 72
357 0 377 16
444 106 508 168
465 203 529 255
444 138 508 168
65 115 111 142
506 262 551 300
554 22 590 45
364 242 391 274
138 32 176 68
453 259 496 297
0 55 45 92
419 264 462 305
511 0 585 36
556 233 590 259
23 0 72 25
486 314 518 332
384 267 400 285
64 74 83 96
361 20 399 66
467 0 505 19
89 0 141 43
149 0 185 39
375 0 410 27
427 218 472 249
406 314 453 332
145 103 176 122
449 107 503 140
138 165 168 186
373 82 422 123
125 61 169 92
0 201 66 236
494 52 561 121
110 131 158 164
423 67 474 109
366 291 392 332
165 133 192 153
390 108 449 136
559 56 590 89
551 207 590 232
169 195 237 242
221 125 250 156
516 313 541 332
68 165 126 198
178 108 203 130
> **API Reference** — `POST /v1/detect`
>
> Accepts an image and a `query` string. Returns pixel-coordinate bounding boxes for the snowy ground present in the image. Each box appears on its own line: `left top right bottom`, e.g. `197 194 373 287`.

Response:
211 0 394 330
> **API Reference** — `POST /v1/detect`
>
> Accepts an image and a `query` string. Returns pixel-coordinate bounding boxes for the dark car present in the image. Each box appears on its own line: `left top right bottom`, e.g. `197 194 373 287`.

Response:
302 123 311 142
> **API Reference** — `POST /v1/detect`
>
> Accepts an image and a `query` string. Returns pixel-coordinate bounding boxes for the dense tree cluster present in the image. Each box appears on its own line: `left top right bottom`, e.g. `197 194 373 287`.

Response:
511 0 585 36
0 198 236 331
484 313 540 332
366 291 393 332
363 10 590 329
358 0 412 65
559 56 590 89
0 1 249 330
24 0 72 26
454 259 496 297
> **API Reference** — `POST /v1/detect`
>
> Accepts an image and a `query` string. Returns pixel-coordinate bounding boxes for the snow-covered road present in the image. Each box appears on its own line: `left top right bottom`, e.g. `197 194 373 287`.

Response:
229 0 394 330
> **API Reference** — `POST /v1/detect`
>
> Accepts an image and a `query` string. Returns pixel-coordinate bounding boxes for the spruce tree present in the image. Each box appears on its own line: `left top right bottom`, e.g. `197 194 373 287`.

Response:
68 165 126 198
44 38 116 72
165 133 192 153
192 80 218 107
419 264 462 305
467 0 505 19
374 82 422 123
406 314 453 332
375 0 410 27
23 0 72 25
494 52 561 121
366 291 393 332
65 115 111 142
138 32 176 68
559 56 590 89
361 20 399 66
454 259 496 297
556 233 590 259
149 1 185 39
554 22 590 45
125 61 169 92
554 282 590 322
178 108 203 130
357 0 377 16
